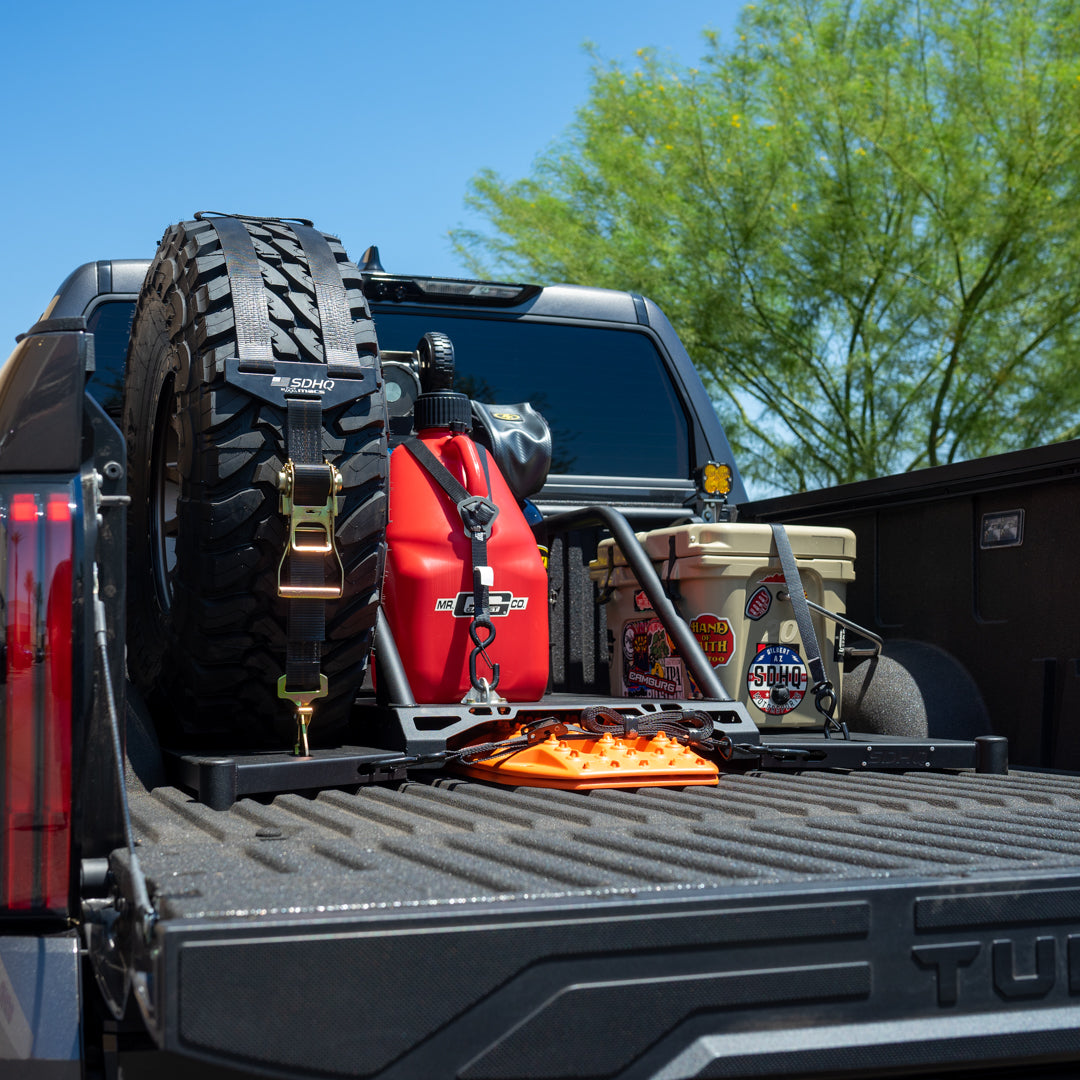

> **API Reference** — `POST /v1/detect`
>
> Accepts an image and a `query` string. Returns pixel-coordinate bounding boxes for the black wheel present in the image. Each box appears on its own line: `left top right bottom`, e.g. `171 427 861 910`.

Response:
417 331 455 391
124 217 388 747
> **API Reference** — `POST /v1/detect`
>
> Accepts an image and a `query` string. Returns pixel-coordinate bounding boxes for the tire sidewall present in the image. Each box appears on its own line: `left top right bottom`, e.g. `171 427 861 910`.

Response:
124 316 183 714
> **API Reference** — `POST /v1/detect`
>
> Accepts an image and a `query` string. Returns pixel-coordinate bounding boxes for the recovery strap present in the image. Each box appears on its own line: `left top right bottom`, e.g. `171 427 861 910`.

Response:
291 223 365 378
212 215 276 375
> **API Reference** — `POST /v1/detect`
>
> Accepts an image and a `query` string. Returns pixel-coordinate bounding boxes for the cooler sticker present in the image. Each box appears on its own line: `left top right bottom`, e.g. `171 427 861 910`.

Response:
746 644 808 715
745 585 772 620
623 618 682 697
435 592 528 616
759 572 786 584
689 613 735 667
633 589 651 612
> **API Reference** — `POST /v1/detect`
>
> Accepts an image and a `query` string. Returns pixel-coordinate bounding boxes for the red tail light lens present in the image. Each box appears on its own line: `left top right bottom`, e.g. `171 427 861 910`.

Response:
2 487 74 912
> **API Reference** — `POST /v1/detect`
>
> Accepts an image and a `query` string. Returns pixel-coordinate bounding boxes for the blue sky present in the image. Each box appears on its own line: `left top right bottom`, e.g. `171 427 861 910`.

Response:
1 0 744 351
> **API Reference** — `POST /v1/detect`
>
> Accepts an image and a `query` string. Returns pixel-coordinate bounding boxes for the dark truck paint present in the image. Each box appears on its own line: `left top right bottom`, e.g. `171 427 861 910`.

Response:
745 440 1080 772
2 259 1080 1080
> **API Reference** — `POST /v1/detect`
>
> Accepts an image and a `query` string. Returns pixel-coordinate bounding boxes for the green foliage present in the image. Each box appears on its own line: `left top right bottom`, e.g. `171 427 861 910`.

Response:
454 0 1080 493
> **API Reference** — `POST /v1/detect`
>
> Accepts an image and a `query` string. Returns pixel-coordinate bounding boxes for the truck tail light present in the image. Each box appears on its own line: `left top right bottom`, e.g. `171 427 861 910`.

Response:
2 487 75 912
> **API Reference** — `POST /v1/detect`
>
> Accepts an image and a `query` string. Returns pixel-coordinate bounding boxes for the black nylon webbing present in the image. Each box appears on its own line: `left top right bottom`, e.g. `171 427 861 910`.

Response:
770 523 827 691
405 437 469 504
285 397 328 693
211 216 275 374
404 437 499 658
210 215 339 707
403 437 500 555
287 397 323 465
290 223 363 378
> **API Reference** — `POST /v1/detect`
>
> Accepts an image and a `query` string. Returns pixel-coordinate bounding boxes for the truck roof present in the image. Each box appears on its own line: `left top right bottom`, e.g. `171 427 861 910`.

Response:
47 257 749 507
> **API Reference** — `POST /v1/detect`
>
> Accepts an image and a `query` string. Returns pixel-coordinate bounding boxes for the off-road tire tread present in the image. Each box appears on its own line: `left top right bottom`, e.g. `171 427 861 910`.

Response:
124 217 387 746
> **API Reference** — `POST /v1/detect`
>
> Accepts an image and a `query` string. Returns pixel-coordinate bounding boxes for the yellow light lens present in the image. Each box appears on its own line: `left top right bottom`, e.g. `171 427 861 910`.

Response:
701 462 732 496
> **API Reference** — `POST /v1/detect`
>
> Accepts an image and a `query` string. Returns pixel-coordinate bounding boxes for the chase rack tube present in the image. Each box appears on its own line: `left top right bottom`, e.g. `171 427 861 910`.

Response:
541 507 734 702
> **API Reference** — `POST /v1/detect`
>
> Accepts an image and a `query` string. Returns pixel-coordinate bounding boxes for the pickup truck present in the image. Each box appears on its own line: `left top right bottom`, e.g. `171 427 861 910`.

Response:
2 215 1080 1080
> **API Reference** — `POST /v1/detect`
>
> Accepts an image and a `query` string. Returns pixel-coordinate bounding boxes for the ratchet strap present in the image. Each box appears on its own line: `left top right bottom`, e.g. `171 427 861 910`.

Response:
291 223 366 378
210 214 358 750
212 215 276 374
403 436 502 700
769 523 849 738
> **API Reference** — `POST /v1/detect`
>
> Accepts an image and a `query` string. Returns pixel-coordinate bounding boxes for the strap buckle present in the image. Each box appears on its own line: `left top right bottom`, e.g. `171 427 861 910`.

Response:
277 460 345 598
456 494 499 541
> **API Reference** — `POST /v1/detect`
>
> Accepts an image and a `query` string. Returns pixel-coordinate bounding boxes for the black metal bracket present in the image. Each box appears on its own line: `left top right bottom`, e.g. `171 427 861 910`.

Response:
752 733 1007 773
163 746 408 811
224 358 376 410
359 693 761 759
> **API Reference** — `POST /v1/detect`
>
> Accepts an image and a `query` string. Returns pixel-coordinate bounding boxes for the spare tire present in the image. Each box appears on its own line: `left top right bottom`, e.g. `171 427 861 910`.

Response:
123 216 388 747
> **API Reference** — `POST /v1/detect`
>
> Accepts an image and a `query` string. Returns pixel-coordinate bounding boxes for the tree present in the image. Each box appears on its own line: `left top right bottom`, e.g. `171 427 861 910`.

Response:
454 0 1080 493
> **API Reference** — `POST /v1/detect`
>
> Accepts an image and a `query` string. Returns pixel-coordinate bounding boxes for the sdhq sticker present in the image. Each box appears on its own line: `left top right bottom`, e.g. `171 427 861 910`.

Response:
689 613 735 667
746 644 807 715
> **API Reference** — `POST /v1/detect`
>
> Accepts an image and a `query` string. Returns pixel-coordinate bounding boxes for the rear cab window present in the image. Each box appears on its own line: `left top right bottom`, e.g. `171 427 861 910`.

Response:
85 301 135 416
372 311 690 479
78 300 695 483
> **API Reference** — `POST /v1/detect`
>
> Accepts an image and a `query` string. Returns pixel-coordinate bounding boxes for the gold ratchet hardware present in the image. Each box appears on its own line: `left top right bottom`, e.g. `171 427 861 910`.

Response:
278 674 328 757
277 460 345 598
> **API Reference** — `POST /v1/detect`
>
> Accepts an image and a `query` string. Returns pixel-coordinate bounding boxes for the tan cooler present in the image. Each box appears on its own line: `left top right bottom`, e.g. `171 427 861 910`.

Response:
590 523 856 726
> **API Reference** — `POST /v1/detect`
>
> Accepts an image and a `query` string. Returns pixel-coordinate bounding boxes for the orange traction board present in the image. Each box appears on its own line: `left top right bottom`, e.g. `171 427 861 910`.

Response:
452 728 719 789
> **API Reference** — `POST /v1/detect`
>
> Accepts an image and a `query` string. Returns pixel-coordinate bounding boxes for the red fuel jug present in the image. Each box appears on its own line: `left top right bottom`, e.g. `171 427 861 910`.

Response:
383 391 549 703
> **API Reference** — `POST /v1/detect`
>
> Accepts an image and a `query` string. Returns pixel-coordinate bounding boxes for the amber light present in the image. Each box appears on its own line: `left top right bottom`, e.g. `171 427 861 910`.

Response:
699 461 733 497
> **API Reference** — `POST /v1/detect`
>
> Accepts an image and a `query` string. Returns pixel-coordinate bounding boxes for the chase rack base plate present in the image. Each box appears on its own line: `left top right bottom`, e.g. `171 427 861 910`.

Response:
163 745 406 810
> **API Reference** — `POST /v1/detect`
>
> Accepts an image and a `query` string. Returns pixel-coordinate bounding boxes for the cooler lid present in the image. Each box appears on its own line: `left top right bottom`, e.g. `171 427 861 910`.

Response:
595 522 856 567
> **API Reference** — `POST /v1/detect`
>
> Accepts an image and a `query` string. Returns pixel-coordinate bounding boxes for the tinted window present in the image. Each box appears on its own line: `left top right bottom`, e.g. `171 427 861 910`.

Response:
373 312 690 478
86 301 135 416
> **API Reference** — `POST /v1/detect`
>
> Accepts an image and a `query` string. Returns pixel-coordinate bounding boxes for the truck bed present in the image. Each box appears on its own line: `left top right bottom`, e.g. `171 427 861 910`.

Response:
114 766 1080 1079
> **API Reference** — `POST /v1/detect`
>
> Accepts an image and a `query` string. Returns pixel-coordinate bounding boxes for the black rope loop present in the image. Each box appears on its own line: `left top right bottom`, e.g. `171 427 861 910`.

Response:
578 705 717 746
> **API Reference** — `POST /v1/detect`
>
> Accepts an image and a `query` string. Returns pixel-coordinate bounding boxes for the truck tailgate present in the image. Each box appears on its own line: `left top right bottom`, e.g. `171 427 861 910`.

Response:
116 768 1080 1078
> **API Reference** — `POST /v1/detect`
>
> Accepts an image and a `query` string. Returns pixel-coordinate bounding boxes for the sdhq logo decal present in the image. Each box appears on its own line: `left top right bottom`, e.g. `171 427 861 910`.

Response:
746 644 807 715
